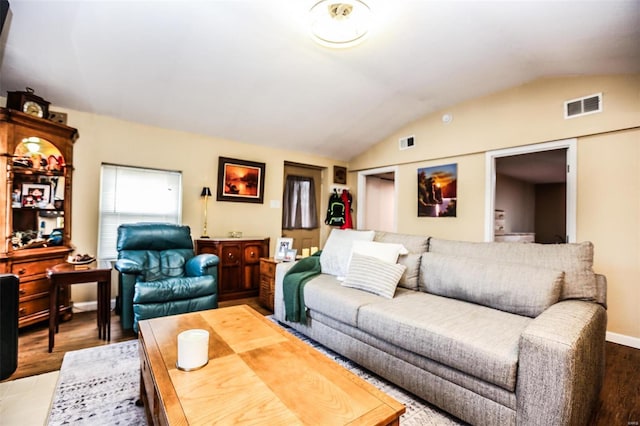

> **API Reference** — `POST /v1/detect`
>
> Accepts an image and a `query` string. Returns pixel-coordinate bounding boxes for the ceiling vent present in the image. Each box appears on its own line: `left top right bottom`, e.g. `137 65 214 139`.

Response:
564 93 602 119
399 135 415 150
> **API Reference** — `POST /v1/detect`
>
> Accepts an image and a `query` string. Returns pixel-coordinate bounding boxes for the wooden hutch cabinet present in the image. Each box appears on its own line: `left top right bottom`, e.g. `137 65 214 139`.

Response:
195 237 269 301
0 107 78 328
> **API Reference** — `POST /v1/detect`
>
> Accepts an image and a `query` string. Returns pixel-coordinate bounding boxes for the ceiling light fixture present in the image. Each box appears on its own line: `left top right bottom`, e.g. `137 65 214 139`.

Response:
309 0 372 49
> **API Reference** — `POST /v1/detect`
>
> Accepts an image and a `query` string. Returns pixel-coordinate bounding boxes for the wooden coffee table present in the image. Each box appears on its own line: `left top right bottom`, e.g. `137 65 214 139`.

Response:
138 305 405 425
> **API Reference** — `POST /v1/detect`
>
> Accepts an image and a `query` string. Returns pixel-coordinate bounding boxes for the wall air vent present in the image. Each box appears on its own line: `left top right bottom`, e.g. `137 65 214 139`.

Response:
564 93 602 119
399 135 415 150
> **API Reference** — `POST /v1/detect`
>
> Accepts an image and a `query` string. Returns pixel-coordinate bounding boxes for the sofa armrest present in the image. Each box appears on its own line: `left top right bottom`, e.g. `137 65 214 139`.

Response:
516 300 607 426
273 261 298 322
595 273 607 309
114 258 143 275
186 254 219 278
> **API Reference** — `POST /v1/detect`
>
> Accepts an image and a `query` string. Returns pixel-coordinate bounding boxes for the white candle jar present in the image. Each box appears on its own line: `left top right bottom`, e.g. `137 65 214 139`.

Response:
176 329 210 371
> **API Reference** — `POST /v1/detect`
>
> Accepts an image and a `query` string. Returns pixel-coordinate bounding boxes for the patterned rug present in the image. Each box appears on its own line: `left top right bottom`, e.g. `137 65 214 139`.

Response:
47 341 145 425
48 321 465 425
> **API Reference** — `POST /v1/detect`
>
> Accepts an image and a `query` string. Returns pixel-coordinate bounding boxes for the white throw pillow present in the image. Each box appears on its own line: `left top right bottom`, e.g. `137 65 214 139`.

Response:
342 253 406 299
320 229 375 277
349 240 408 267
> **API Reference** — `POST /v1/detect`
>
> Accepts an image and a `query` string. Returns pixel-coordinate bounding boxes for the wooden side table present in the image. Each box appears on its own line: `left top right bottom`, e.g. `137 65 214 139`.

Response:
259 258 279 311
47 260 113 352
195 237 269 301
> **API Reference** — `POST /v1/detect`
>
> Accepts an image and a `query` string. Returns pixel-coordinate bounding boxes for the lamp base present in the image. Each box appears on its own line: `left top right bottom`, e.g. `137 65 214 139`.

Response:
200 235 210 239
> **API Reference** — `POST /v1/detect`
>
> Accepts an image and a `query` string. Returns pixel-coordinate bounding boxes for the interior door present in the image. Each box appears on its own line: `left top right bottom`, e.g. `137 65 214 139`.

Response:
282 163 322 253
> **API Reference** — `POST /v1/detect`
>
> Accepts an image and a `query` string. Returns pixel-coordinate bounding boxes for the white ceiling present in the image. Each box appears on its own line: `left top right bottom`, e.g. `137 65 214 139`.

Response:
1 0 639 161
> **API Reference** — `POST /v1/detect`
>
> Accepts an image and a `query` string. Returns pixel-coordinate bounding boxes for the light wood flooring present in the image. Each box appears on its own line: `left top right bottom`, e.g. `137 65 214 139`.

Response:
2 297 638 425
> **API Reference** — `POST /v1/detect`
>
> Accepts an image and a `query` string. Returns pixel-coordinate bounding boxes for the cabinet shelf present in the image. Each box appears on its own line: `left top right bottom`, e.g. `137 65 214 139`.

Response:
11 168 66 177
12 207 64 212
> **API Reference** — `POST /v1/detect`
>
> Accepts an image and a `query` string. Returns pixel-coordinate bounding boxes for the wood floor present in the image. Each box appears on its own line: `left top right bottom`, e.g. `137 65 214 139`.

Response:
3 297 638 426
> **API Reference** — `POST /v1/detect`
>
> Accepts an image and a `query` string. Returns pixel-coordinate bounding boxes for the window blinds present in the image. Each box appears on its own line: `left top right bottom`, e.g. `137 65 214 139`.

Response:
97 164 182 260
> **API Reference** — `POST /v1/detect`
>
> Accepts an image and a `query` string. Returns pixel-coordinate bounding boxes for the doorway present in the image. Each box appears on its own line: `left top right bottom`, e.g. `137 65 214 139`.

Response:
357 166 399 231
281 162 323 252
485 139 577 243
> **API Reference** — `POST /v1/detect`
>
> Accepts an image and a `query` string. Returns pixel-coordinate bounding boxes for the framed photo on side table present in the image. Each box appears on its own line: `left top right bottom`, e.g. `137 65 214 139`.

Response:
275 237 293 260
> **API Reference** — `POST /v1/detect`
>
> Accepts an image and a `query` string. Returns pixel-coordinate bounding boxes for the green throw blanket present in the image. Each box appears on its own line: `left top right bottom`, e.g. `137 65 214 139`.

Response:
283 252 322 323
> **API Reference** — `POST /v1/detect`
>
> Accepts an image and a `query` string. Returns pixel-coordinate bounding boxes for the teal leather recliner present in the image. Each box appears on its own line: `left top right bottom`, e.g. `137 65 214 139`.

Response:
114 223 219 332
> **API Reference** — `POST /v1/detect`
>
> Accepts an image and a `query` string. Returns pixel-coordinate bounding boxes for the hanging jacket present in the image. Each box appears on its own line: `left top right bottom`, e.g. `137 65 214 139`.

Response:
340 189 353 229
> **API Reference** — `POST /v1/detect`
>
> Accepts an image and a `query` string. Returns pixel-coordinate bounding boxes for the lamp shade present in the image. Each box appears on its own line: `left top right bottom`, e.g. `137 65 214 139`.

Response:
200 187 212 197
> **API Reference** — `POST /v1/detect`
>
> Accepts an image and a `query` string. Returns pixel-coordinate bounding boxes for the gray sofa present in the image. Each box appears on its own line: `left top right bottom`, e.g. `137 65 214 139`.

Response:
274 231 607 426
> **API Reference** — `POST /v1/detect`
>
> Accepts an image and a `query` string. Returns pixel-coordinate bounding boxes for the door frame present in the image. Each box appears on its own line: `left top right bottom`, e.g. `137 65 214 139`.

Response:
357 166 399 231
484 138 577 242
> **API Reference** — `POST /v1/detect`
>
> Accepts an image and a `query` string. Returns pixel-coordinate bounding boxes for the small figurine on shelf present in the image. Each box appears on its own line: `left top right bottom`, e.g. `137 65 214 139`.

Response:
11 188 21 208
47 155 63 171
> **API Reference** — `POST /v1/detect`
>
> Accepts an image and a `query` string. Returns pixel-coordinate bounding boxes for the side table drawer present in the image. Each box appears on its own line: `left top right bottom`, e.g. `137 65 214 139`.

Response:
260 260 276 277
259 277 274 309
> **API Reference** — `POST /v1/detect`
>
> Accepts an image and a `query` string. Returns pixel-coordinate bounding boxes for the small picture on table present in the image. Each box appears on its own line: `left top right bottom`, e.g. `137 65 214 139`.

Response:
275 238 293 260
282 249 297 262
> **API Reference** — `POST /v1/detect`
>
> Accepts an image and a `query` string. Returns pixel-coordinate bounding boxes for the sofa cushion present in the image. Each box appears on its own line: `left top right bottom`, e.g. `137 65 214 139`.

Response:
320 229 375 277
303 274 383 327
357 291 532 391
374 232 429 290
350 240 407 264
427 238 597 301
342 253 406 298
420 253 563 317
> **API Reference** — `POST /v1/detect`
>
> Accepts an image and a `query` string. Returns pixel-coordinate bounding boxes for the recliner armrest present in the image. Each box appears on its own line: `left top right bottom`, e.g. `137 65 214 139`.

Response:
114 258 144 275
186 254 219 277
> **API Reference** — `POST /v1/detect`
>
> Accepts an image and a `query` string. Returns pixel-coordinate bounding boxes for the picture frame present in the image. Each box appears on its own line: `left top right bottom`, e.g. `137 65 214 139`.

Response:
275 237 293 260
333 165 347 184
21 183 51 208
283 249 298 262
217 156 266 204
417 163 457 217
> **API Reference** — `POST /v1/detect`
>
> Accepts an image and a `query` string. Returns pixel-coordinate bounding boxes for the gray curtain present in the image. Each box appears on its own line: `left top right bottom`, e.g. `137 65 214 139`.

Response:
282 175 318 229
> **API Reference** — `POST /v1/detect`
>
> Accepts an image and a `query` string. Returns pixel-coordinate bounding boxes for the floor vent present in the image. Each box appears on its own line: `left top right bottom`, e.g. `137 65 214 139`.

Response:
399 136 415 150
564 93 602 119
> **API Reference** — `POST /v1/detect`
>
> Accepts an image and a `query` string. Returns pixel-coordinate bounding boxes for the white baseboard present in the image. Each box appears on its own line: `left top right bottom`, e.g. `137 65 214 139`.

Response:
72 299 116 313
606 331 640 349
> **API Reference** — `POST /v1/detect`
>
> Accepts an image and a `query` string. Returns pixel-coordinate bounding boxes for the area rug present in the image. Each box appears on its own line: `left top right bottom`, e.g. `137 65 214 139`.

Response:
47 341 145 425
48 323 465 425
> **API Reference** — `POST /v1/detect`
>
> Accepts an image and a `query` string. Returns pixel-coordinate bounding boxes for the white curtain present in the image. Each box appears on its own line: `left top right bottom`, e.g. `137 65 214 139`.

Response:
282 175 318 229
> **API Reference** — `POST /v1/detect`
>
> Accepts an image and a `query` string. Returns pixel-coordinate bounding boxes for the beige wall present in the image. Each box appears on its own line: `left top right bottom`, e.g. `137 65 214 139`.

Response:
14 109 344 303
3 73 638 341
349 74 640 340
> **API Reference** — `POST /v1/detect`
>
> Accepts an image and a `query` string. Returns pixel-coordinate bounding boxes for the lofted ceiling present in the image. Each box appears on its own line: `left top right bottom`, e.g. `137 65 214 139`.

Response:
0 0 639 161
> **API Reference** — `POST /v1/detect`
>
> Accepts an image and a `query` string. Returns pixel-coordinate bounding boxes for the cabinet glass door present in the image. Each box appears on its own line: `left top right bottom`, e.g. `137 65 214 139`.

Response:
11 137 66 250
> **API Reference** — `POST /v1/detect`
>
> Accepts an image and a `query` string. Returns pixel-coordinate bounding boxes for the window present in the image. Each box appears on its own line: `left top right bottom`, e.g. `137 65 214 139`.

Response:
98 164 182 260
282 175 318 229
